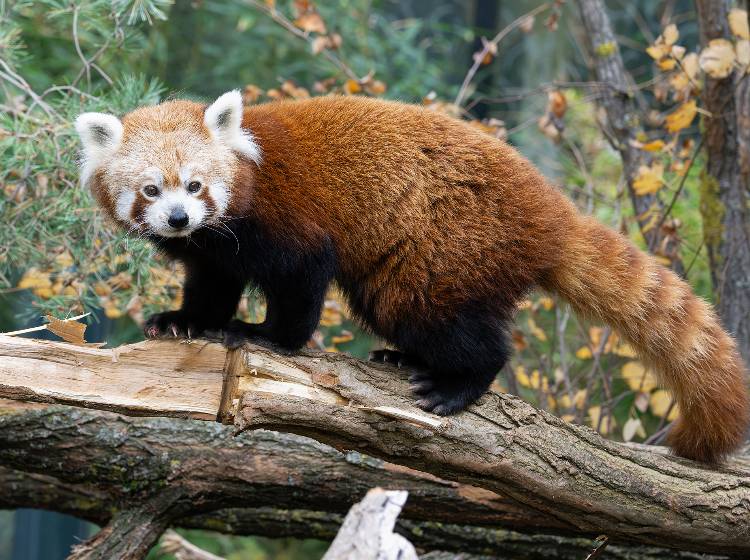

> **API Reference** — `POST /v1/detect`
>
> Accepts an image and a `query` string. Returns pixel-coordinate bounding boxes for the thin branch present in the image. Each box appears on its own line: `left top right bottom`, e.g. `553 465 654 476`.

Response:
455 3 552 108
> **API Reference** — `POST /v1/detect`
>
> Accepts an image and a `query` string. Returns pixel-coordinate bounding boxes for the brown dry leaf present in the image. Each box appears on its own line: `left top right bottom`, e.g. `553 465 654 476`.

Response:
243 84 264 104
511 329 527 351
729 8 750 40
294 11 326 34
699 39 736 78
474 37 498 65
633 163 665 195
365 79 387 96
311 35 329 54
547 90 567 119
537 114 560 142
45 315 86 345
664 100 697 133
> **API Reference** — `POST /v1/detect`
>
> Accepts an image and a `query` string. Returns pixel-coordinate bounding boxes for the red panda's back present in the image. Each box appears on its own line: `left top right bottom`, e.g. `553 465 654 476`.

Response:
243 96 571 317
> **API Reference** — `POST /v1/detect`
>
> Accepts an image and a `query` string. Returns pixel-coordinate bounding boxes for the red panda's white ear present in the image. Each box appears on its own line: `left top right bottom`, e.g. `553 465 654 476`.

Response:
74 112 123 185
204 90 262 165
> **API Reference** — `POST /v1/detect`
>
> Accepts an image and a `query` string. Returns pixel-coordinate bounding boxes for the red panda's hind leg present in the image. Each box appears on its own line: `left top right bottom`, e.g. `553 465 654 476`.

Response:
393 306 512 415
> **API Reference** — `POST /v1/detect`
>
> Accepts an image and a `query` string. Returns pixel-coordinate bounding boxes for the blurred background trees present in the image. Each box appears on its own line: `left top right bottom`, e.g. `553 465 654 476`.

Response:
1 0 748 558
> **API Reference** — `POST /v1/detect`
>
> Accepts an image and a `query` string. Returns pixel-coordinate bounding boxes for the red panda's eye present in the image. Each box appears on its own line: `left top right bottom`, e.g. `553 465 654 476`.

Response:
142 185 159 198
187 181 202 194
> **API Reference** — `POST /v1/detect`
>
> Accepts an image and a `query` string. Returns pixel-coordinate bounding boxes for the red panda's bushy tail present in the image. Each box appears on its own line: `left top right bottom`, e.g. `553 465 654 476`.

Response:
541 212 749 463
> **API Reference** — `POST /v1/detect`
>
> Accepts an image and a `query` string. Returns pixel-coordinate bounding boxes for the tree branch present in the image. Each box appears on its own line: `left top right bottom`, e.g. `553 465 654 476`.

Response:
0 406 732 560
1 335 749 554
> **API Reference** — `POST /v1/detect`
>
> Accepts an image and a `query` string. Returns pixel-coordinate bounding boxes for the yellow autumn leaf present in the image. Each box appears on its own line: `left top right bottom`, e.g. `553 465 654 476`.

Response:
621 361 658 392
729 8 750 40
558 394 572 409
517 299 532 310
699 39 736 78
646 44 670 61
344 79 362 95
657 57 677 71
331 330 354 344
633 163 665 195
516 366 531 388
561 414 576 423
55 251 74 268
574 389 587 410
650 389 679 420
663 23 679 46
588 405 616 435
641 139 665 152
664 100 697 133
670 53 699 91
614 343 637 358
527 317 547 342
18 268 52 290
529 369 541 390
538 296 555 310
576 346 593 359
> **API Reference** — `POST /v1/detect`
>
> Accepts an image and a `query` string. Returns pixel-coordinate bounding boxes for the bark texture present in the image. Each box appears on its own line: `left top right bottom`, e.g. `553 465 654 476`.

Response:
232 343 750 555
695 0 750 363
0 405 732 560
2 336 750 555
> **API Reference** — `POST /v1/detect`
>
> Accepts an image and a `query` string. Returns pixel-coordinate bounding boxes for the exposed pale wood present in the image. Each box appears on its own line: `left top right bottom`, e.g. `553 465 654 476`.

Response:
0 335 225 419
323 488 417 560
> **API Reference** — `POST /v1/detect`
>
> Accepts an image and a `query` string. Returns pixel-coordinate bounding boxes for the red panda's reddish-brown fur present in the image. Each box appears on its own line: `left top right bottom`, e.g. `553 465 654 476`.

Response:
95 95 749 463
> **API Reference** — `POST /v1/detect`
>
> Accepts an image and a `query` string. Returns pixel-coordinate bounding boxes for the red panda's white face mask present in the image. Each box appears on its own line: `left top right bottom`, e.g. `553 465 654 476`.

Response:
74 90 261 238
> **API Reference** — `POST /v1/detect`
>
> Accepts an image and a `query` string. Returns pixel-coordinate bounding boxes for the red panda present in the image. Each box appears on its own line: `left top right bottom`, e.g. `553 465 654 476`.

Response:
75 90 749 463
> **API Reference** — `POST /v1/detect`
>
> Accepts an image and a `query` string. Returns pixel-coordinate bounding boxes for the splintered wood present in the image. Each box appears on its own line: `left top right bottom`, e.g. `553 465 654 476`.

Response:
0 335 225 419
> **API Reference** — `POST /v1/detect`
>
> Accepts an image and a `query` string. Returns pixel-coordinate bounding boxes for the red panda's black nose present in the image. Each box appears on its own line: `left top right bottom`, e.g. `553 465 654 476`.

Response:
168 208 189 229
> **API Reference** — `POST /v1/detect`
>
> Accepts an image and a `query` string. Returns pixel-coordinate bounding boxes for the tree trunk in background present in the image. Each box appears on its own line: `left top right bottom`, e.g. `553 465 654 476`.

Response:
574 0 684 275
695 0 750 364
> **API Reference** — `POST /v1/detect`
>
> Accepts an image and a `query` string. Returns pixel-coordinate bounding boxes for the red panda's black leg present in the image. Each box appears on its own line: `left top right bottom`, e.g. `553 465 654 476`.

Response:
223 243 335 350
145 260 245 339
394 307 512 415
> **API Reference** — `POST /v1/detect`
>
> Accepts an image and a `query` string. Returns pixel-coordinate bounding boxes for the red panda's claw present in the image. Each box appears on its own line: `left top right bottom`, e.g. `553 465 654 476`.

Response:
170 325 179 338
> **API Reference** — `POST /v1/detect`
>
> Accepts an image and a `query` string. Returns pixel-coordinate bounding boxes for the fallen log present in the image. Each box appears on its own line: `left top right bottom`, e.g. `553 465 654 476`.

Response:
0 406 729 560
1 334 749 555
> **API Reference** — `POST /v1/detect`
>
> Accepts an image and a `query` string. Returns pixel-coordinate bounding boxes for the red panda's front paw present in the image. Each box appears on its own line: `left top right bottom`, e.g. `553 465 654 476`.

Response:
144 311 204 340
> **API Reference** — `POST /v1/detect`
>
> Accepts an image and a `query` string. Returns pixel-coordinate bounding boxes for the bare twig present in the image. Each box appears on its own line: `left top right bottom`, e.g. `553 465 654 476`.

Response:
455 3 552 108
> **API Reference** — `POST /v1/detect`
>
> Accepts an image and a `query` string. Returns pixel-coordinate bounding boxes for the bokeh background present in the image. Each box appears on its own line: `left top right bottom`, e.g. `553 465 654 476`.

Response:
2 0 747 557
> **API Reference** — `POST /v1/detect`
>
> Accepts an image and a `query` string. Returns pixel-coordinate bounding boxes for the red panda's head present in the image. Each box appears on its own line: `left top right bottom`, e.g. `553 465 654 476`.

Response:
74 90 261 238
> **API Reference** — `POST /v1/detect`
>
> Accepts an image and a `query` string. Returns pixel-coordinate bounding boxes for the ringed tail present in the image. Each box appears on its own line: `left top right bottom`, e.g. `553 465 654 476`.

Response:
541 208 749 463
